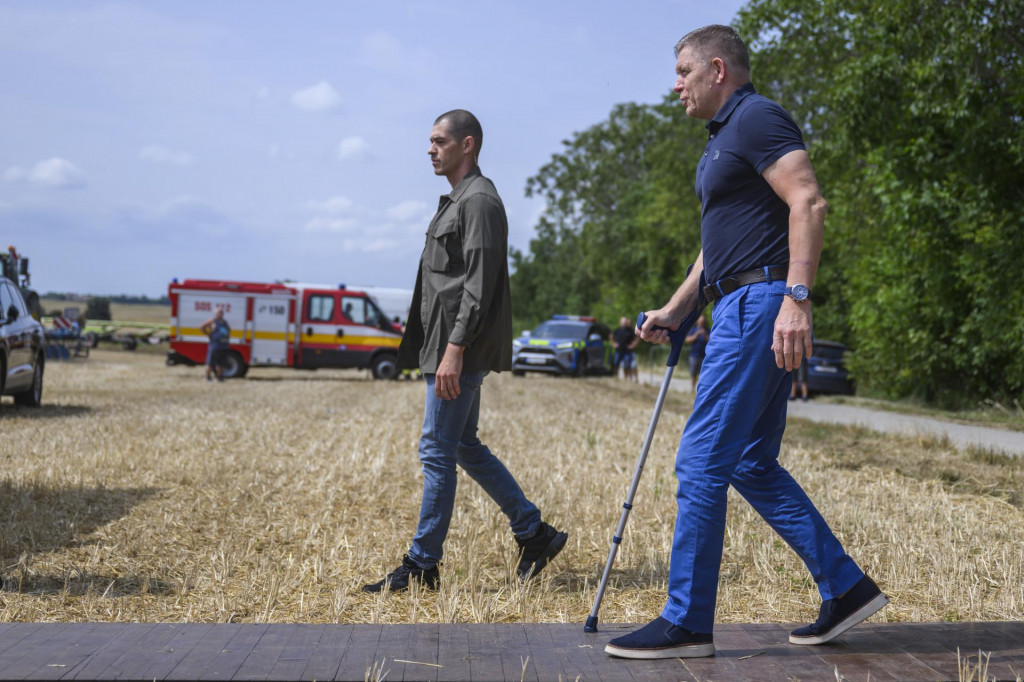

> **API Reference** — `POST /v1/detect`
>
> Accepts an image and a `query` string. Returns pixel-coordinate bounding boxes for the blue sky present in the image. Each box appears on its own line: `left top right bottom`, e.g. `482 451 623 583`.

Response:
0 1 746 297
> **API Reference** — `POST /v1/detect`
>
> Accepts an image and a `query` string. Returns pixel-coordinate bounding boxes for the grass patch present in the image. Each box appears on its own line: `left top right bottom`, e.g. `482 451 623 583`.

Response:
0 351 1020 626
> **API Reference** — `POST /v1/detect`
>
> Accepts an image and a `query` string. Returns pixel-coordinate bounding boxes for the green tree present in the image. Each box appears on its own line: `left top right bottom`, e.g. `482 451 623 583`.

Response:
737 0 1024 404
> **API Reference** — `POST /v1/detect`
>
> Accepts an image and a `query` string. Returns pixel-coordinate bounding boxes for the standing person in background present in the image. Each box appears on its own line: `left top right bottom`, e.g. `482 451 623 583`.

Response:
611 316 640 382
363 109 567 594
685 314 709 392
199 308 231 382
606 25 887 660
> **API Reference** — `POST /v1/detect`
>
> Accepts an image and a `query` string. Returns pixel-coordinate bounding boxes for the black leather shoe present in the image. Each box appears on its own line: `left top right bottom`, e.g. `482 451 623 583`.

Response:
605 617 714 659
790 574 889 645
361 555 440 594
515 522 568 580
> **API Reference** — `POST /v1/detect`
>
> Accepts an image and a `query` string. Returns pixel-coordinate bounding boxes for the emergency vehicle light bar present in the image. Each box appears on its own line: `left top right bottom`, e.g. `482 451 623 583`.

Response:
551 314 596 322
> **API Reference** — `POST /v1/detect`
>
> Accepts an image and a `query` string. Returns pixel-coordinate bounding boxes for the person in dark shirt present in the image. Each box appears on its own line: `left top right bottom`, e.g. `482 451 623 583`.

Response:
609 25 886 660
684 314 709 392
363 109 567 594
611 316 640 382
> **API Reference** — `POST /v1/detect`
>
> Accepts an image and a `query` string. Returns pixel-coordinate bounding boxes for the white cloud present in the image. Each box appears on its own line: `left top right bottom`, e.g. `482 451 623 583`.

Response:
140 145 193 167
337 136 370 161
3 158 85 188
308 196 354 214
290 81 341 112
304 216 358 233
386 200 428 222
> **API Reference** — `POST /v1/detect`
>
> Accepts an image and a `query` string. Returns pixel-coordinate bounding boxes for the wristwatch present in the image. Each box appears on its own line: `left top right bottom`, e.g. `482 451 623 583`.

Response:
784 284 812 302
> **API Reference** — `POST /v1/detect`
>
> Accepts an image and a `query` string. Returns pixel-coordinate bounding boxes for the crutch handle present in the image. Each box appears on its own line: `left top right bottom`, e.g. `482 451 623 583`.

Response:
636 310 697 368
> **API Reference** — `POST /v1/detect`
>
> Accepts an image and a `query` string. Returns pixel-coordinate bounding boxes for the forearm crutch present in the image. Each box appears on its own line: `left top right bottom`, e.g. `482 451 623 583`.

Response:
584 305 702 633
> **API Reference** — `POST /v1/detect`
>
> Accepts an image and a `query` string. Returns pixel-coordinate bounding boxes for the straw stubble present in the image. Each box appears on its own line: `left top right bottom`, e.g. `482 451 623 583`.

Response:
0 350 1020 625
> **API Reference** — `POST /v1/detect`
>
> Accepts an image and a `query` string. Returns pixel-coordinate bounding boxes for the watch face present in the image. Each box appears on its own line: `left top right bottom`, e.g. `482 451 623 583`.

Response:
791 284 809 301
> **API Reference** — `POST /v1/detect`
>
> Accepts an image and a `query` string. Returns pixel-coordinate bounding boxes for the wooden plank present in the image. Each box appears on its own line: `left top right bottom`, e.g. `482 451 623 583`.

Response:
465 624 505 682
822 625 947 681
892 622 989 681
299 625 353 682
523 623 571 682
548 622 606 682
258 624 325 682
30 623 132 680
233 622 305 675
0 623 98 680
741 623 835 681
706 624 791 682
66 623 159 680
88 623 190 680
0 623 48 657
163 624 251 681
435 625 472 682
372 623 439 682
333 624 383 682
131 623 221 681
493 623 535 682
190 624 269 681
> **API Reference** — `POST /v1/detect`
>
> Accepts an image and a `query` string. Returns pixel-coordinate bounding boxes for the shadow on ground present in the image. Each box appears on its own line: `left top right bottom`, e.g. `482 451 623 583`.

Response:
0 404 92 419
0 480 160 567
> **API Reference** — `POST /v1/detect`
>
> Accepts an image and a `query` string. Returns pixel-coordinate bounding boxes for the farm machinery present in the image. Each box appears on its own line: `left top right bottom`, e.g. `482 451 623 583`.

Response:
1 245 41 319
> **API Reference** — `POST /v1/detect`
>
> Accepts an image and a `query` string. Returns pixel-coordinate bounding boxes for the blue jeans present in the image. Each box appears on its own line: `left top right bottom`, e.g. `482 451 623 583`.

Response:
408 371 542 568
661 280 864 633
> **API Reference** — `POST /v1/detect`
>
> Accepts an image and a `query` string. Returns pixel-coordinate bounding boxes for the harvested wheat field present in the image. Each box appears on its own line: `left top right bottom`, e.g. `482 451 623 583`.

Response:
1 350 1021 627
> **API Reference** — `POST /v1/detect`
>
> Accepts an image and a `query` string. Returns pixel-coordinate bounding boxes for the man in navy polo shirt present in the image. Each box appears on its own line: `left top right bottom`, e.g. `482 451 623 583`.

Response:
605 25 888 659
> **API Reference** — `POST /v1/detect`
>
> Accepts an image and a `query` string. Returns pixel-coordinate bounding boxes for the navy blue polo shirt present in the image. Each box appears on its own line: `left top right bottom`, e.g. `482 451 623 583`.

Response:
695 83 805 284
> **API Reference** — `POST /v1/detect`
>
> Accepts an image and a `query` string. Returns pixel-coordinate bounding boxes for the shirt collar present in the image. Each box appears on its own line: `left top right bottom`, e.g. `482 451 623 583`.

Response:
706 82 757 133
441 166 482 205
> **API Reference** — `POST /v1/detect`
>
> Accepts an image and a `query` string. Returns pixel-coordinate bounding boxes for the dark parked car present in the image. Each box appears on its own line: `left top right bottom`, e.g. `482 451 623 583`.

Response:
1 275 45 406
806 340 854 395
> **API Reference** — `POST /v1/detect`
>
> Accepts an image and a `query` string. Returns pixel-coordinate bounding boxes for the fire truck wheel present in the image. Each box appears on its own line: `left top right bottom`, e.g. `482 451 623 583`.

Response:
370 353 399 380
220 351 247 379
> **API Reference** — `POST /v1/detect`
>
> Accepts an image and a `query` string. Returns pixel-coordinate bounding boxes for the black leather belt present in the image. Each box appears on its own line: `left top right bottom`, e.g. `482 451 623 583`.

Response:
704 265 788 303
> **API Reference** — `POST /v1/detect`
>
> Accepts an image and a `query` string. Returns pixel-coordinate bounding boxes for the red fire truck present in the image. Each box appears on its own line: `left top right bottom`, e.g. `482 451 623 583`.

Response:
166 279 405 379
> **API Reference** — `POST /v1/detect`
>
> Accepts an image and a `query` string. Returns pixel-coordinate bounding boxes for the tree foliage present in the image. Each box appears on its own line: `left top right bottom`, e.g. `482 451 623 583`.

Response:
85 297 112 321
511 0 1024 405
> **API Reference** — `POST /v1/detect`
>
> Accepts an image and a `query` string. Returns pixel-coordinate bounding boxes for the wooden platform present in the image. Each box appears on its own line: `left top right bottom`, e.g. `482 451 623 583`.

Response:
0 622 1020 681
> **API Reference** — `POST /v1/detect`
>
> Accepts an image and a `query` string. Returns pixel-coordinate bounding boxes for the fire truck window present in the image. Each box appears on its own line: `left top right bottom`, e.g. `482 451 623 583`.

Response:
341 296 367 325
308 295 334 322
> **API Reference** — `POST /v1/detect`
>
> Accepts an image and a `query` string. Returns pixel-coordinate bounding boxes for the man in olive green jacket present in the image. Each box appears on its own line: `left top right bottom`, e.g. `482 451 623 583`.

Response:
363 109 567 594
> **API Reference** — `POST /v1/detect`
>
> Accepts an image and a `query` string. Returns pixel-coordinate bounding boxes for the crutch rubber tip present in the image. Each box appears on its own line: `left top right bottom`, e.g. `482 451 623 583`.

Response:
584 616 599 633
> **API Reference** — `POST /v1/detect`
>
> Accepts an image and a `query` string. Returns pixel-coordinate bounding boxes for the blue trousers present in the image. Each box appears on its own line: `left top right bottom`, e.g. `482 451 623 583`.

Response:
408 371 542 568
661 280 864 633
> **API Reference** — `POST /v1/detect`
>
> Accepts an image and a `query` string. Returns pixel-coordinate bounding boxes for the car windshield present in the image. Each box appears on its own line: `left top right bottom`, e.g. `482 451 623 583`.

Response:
531 321 587 340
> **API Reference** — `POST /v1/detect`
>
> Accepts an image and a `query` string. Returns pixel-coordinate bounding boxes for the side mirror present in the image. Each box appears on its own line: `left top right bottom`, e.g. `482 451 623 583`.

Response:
19 258 29 276
6 305 18 322
521 330 531 338
588 333 602 342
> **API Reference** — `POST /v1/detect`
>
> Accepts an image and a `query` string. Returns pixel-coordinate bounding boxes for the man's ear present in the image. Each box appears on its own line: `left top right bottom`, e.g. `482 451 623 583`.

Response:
711 57 728 84
461 134 476 156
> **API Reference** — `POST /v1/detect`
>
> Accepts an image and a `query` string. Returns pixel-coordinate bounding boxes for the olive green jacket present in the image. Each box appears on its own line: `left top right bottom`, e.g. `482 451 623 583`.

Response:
397 167 513 373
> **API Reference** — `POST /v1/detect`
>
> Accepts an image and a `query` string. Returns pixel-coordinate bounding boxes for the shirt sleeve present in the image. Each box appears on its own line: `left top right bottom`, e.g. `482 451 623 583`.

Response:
448 192 504 347
738 100 806 175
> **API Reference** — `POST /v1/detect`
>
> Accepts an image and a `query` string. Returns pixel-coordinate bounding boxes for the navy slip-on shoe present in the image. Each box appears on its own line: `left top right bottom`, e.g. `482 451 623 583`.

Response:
605 617 714 659
790 574 889 645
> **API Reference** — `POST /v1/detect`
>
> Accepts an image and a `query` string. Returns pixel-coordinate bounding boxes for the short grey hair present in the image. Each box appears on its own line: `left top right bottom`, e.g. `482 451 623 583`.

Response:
674 25 751 74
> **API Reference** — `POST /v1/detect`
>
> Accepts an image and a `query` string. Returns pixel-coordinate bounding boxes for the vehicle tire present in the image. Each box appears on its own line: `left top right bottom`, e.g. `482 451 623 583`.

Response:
512 369 525 377
122 336 138 351
24 291 41 320
13 356 43 407
87 332 99 348
370 353 399 380
220 351 246 379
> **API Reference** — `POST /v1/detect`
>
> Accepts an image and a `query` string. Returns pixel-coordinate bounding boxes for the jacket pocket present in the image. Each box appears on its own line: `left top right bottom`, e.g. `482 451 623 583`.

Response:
426 219 458 273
